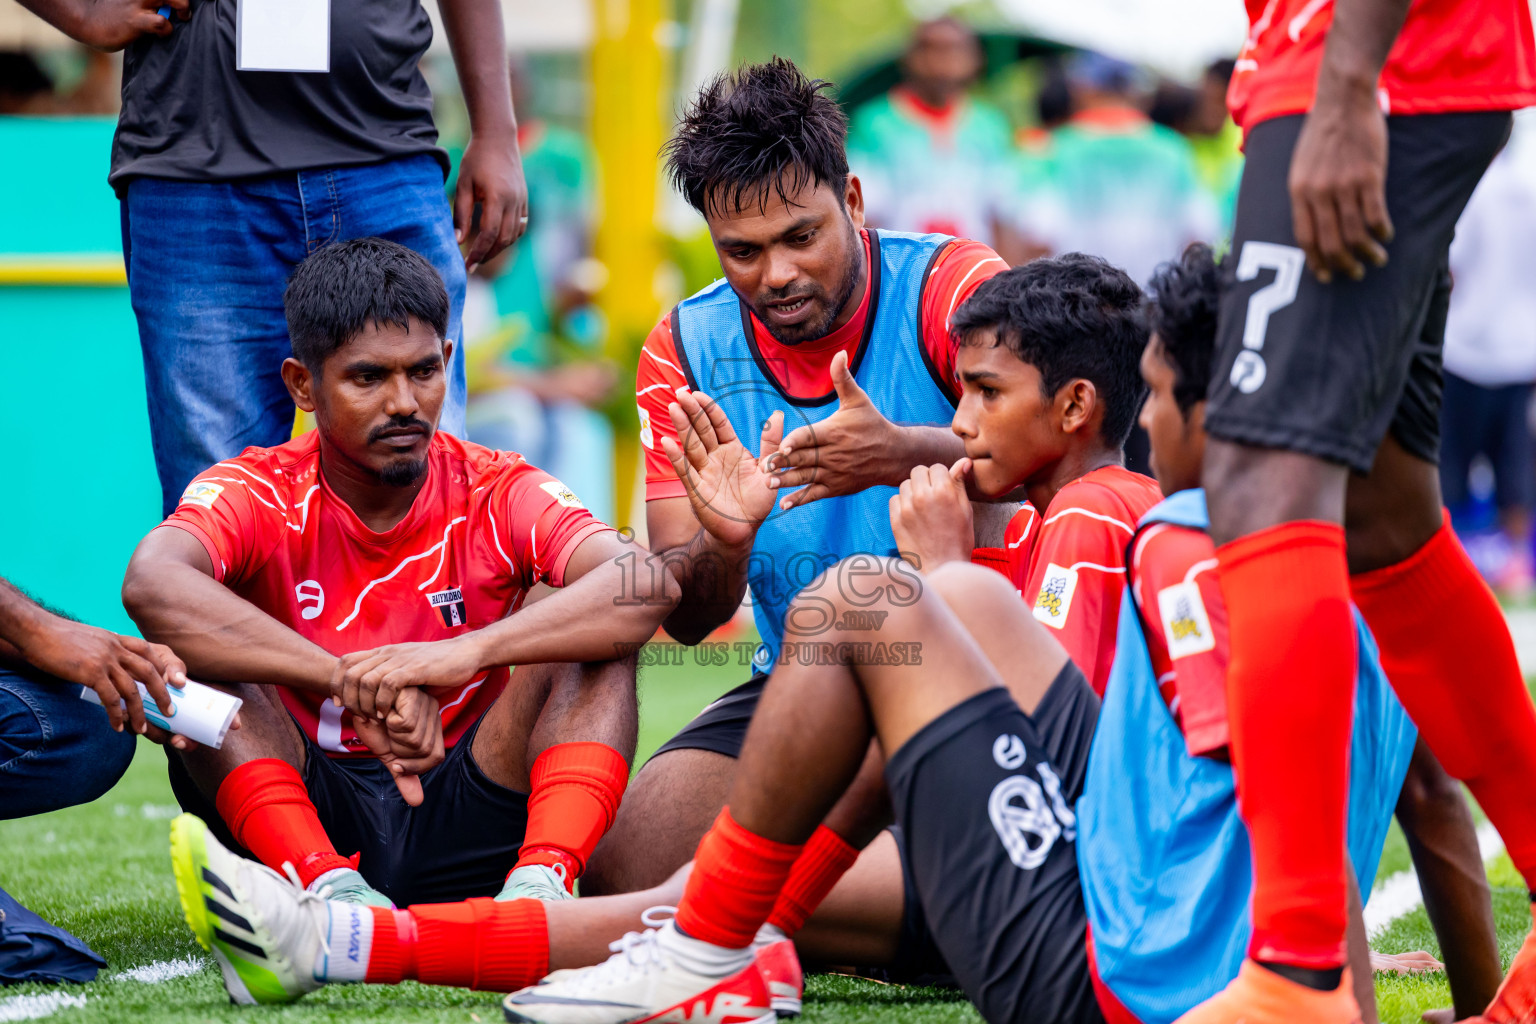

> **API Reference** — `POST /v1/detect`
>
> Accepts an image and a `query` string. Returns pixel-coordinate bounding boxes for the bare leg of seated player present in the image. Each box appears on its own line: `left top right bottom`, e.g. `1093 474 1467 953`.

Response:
170 655 636 907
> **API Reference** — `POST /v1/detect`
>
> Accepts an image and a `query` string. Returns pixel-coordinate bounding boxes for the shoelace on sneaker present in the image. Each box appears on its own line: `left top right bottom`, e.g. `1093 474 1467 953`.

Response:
277 861 333 961
557 907 681 995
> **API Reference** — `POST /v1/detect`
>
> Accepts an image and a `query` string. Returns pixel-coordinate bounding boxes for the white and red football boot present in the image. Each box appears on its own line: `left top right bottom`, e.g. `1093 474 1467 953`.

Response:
502 915 774 1024
751 925 803 1017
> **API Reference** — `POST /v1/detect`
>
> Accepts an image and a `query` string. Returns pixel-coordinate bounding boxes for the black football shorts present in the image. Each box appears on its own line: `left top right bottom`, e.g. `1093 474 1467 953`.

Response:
885 666 1104 1024
168 713 529 907
649 673 769 761
1205 111 1511 474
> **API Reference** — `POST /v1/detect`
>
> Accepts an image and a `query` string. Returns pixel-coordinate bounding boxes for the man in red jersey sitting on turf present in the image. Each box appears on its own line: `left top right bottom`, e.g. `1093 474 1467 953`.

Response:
123 238 678 923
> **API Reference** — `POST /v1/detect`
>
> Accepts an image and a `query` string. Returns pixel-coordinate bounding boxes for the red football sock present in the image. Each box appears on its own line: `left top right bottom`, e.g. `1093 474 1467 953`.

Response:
675 809 803 950
1351 514 1536 888
1218 521 1355 969
215 758 351 887
765 825 859 937
363 898 548 990
512 742 629 891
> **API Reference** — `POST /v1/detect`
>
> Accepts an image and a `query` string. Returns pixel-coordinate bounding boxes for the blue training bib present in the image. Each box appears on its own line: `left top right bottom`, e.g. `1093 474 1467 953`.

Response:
670 230 960 670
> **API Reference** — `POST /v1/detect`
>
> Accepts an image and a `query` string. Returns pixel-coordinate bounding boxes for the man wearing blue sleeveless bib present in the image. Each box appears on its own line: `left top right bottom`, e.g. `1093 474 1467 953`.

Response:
584 59 1012 895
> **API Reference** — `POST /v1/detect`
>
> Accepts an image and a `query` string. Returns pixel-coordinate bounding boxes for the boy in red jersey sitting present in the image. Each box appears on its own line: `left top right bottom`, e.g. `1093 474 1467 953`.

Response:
123 238 678 918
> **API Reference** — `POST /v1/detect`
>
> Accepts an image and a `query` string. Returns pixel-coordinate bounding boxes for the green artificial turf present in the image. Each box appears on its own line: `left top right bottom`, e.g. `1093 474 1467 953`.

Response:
0 652 1527 1023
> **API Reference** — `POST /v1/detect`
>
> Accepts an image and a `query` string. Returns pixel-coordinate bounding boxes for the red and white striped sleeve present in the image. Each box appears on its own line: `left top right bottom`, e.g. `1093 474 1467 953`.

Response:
636 315 691 503
918 239 1010 398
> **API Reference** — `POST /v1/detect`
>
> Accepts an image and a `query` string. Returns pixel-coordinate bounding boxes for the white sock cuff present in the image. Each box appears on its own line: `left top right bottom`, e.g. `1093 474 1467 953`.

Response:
321 901 373 983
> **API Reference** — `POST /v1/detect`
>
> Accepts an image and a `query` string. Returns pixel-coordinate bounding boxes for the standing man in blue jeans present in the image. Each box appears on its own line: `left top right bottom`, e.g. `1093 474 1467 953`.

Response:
20 0 528 515
0 573 193 981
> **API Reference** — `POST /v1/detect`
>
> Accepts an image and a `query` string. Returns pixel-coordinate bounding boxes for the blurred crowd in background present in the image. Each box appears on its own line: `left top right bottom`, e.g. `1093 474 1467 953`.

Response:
4 1 1535 599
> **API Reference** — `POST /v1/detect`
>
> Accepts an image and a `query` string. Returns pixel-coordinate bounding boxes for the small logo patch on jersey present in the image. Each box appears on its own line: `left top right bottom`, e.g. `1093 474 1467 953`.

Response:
538 480 585 509
427 587 467 628
179 481 225 509
1032 563 1078 630
1158 580 1216 659
295 580 325 621
637 405 655 450
993 734 1027 770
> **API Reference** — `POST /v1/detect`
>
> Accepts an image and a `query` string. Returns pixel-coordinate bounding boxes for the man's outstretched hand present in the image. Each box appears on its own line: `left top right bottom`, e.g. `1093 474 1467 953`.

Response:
660 388 781 551
22 618 183 736
770 350 901 511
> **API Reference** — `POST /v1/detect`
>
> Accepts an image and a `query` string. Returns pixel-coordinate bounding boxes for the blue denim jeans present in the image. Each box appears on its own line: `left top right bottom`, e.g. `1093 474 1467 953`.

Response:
122 154 469 517
0 665 136 820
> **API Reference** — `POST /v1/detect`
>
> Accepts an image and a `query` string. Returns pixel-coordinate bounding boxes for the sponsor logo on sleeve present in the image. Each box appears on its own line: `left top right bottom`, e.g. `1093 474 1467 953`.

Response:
1032 563 1078 629
638 405 654 450
179 481 225 510
538 480 585 509
427 586 468 628
1158 580 1216 659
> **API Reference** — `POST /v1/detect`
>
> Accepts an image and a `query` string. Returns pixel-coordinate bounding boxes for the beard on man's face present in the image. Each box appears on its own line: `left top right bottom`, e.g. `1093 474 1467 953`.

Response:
753 222 864 346
377 457 428 488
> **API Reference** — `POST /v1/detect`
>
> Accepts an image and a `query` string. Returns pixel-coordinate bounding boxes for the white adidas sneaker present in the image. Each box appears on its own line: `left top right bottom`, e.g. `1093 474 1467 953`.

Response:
502 916 774 1024
169 814 363 1004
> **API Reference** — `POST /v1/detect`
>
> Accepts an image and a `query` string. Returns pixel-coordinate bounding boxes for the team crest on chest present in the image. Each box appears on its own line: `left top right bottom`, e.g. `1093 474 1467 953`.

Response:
427 586 468 627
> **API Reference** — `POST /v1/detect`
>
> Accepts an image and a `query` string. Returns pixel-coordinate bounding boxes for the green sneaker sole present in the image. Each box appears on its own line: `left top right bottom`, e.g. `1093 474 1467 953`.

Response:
169 814 214 952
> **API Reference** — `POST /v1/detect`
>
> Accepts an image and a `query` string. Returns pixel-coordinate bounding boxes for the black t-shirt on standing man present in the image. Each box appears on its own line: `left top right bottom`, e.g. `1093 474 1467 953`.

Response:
110 0 449 194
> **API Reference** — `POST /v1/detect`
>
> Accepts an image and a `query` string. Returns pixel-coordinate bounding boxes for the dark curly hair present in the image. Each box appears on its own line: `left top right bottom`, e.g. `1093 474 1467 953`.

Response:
663 57 849 218
284 237 449 373
952 254 1150 448
1145 243 1221 417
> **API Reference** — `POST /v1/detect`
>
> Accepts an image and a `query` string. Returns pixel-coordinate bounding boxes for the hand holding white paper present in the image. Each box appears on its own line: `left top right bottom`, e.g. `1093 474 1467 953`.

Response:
81 679 242 749
237 0 330 73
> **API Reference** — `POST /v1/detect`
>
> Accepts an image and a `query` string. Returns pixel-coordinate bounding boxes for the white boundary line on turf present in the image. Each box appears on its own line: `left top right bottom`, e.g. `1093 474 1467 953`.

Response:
1364 821 1505 938
0 993 86 1022
111 956 206 984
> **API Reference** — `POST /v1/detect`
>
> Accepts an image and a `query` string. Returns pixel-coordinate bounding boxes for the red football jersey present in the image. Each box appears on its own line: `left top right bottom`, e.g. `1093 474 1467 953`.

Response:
636 232 1007 501
164 431 612 756
1129 521 1231 757
1002 466 1163 697
1229 0 1536 131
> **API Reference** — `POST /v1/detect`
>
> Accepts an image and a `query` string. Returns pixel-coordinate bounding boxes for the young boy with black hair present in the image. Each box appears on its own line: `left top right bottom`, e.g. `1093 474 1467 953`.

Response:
898 252 1163 695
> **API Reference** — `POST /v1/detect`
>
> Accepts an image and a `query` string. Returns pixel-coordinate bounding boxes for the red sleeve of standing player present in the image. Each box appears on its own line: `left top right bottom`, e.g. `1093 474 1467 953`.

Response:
636 315 692 503
1023 500 1139 697
1130 523 1231 757
919 239 1010 399
491 460 615 589
162 459 288 586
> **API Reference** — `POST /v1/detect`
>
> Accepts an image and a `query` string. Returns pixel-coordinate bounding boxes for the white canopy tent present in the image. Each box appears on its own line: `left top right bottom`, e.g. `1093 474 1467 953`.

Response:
988 0 1250 81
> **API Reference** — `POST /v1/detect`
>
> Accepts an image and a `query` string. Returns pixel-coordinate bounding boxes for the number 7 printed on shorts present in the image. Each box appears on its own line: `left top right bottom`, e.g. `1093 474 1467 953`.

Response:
1230 241 1305 395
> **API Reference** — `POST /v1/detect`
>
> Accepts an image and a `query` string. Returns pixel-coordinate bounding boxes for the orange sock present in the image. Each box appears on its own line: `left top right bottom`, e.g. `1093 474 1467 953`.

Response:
675 809 803 950
215 759 351 887
1352 514 1536 888
1218 522 1355 969
512 742 629 891
362 898 547 990
765 825 859 937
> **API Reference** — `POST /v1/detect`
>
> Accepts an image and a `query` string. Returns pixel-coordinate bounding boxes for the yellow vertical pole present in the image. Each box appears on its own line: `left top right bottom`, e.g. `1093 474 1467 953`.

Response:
591 0 669 534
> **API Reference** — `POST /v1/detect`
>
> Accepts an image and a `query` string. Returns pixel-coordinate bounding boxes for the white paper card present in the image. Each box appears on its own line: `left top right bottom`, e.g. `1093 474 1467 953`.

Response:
237 0 330 73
